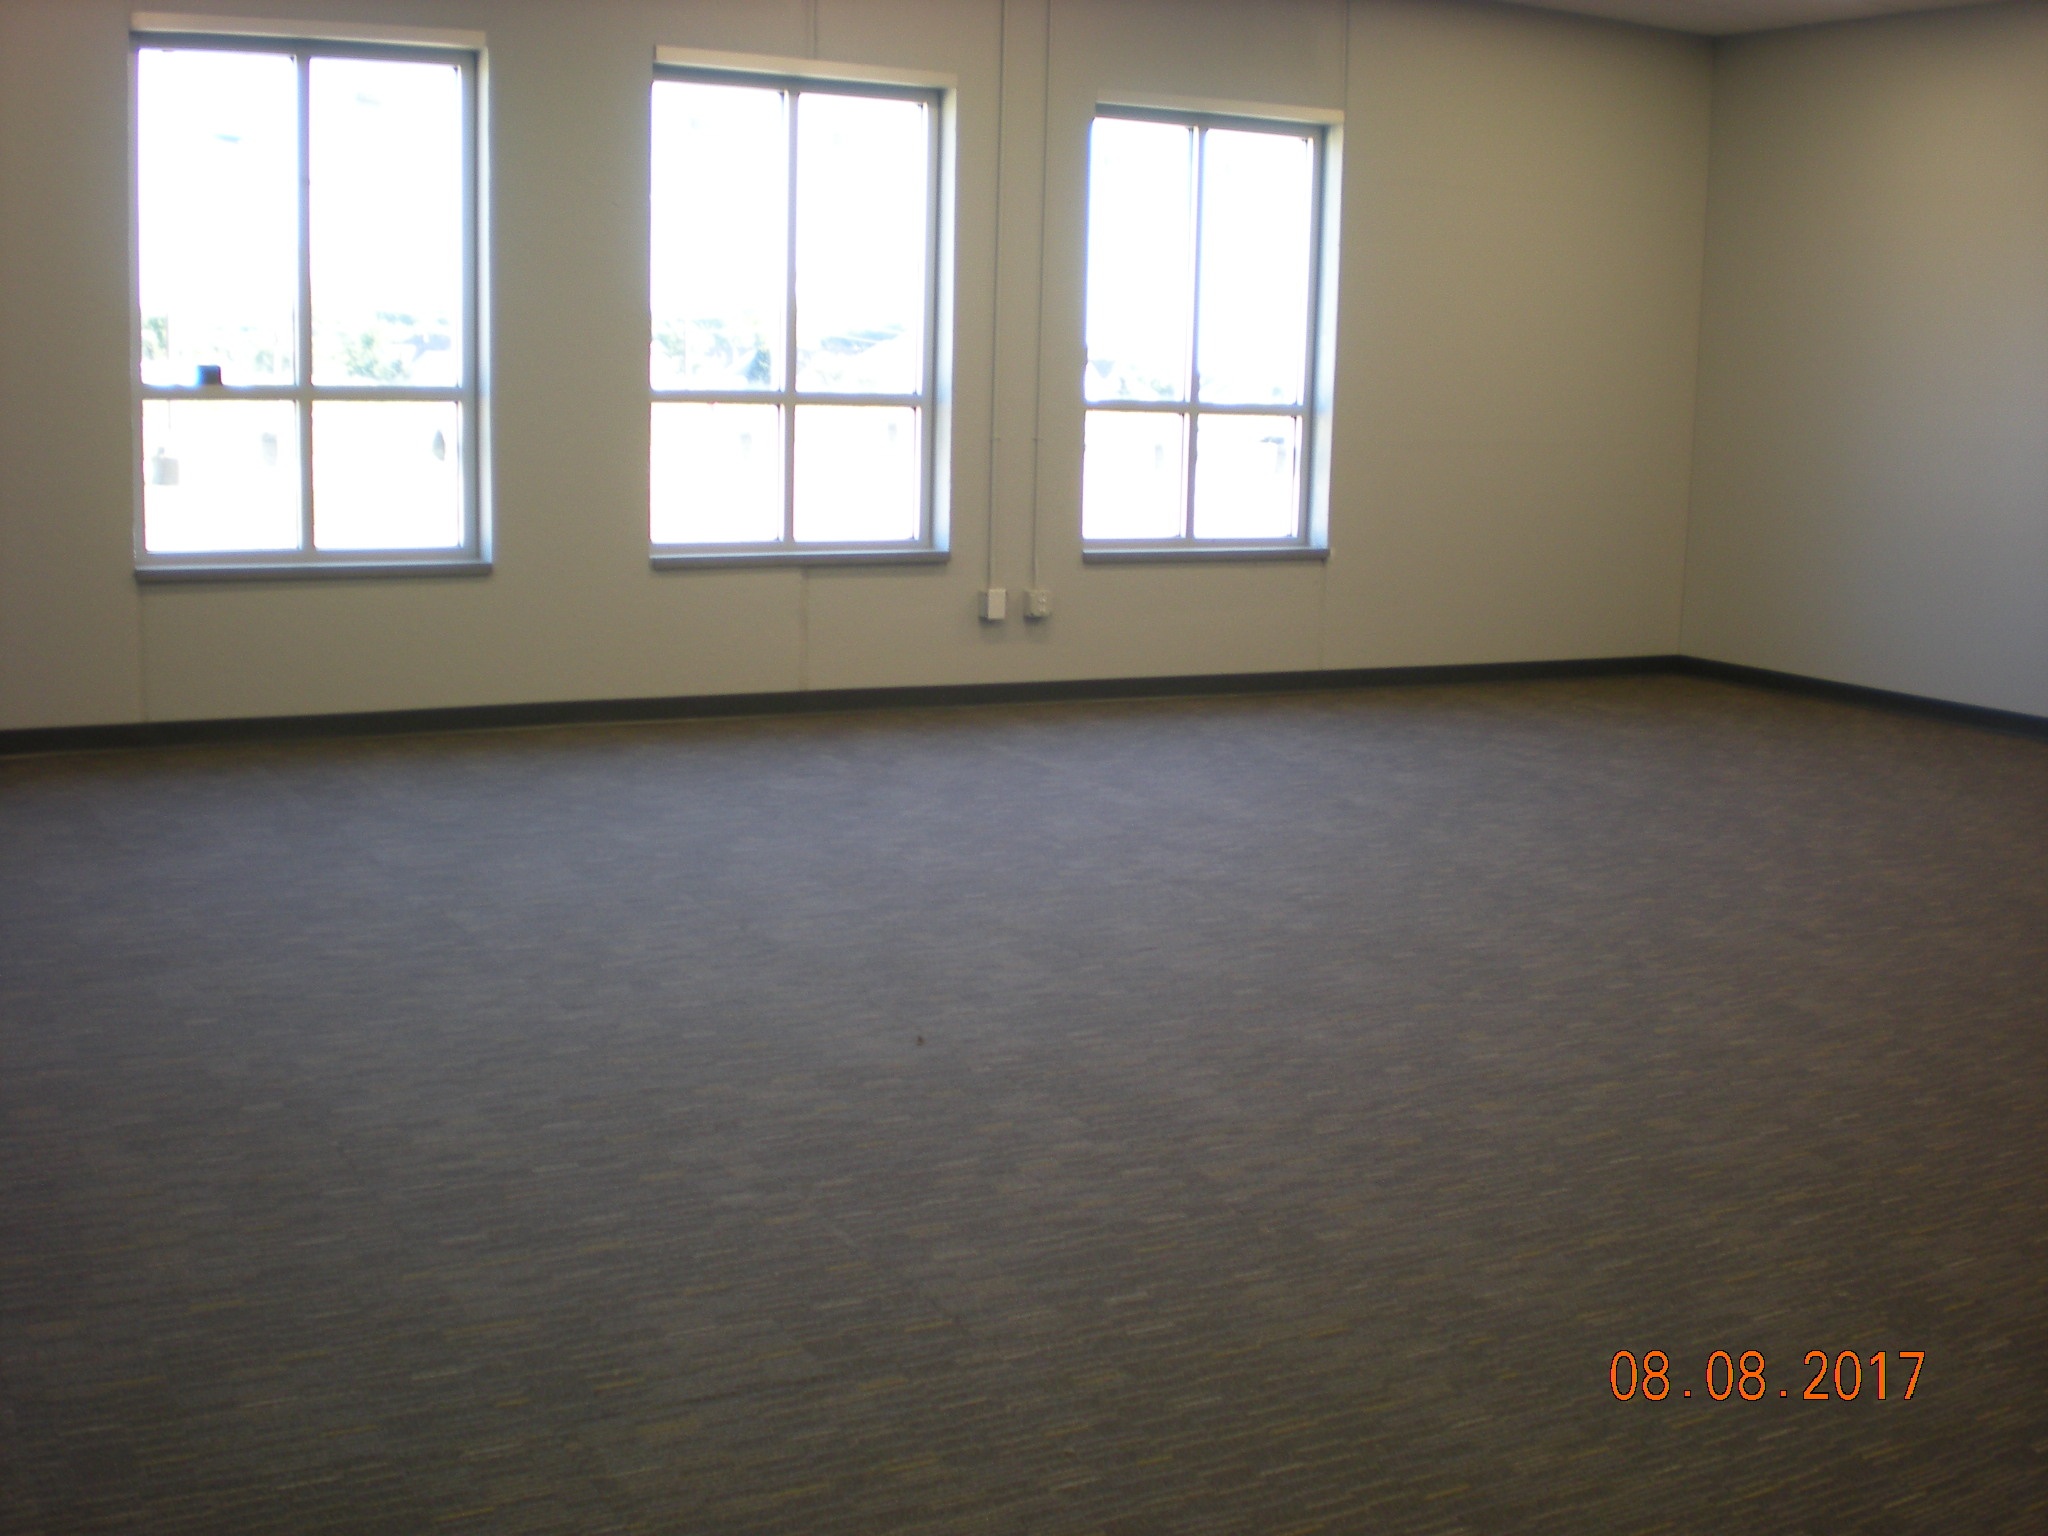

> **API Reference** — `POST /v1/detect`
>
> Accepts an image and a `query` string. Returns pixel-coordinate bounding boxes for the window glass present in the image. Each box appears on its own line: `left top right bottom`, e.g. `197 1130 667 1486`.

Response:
651 402 783 544
134 38 478 566
312 401 464 550
1191 415 1300 540
310 58 465 388
1084 118 1192 404
794 93 928 396
650 75 938 552
1196 130 1314 407
1081 411 1185 543
141 399 300 553
791 405 920 543
1083 113 1323 548
650 83 787 392
136 49 298 389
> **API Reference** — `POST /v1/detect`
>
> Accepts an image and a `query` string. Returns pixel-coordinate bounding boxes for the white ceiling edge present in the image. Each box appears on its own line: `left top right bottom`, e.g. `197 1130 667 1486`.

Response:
1492 0 2008 36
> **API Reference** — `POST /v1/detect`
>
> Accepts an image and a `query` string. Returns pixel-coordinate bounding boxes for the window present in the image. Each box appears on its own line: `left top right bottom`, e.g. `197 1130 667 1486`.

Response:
1082 109 1334 554
133 34 480 572
650 70 941 558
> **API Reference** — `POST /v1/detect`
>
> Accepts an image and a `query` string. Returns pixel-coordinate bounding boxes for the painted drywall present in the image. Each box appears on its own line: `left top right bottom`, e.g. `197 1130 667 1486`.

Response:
0 1 146 728
0 0 1712 729
1685 1 2048 717
1323 0 1708 669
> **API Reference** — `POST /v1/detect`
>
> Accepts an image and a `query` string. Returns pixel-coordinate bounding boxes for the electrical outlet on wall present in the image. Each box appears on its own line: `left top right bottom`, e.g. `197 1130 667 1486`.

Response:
979 588 1007 622
1024 588 1052 621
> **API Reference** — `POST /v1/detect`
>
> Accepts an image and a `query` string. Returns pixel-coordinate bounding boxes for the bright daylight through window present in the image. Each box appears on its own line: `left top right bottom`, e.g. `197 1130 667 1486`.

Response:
134 37 477 568
650 73 938 554
1083 111 1326 549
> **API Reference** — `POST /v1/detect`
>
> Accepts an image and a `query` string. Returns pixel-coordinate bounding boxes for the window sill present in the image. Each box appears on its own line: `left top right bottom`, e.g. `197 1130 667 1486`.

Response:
652 547 948 570
136 559 490 584
1082 544 1328 564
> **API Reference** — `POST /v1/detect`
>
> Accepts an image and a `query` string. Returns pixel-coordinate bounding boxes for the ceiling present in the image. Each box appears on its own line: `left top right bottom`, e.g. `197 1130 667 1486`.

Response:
1495 0 2006 34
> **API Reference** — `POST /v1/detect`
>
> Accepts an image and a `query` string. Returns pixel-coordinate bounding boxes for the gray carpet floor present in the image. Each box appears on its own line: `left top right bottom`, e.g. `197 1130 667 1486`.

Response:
1 673 2043 1534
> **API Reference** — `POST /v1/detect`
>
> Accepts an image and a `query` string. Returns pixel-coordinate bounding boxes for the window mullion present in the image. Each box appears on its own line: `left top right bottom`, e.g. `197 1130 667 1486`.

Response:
1296 130 1322 542
295 49 315 554
1183 125 1206 543
922 98 939 545
782 89 800 546
461 52 479 555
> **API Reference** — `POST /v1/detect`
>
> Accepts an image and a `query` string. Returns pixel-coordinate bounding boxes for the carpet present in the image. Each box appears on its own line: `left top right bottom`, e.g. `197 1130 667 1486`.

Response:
2 673 2042 1532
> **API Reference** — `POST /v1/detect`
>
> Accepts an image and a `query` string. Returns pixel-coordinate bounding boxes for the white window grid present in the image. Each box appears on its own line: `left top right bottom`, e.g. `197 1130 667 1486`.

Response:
1084 106 1331 553
129 31 483 574
650 67 943 559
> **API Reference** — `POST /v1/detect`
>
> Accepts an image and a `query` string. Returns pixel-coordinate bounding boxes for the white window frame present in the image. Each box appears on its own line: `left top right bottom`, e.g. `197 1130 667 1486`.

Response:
129 28 485 579
649 64 948 566
1081 103 1342 562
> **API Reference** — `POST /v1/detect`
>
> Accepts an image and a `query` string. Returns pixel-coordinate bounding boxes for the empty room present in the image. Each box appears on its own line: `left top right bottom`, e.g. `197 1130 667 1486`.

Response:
1 0 2043 1529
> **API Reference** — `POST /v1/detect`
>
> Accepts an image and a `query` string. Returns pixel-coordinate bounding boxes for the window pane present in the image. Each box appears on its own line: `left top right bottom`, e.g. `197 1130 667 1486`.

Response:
311 58 465 387
792 406 919 542
136 49 298 388
1085 119 1193 404
311 402 463 550
794 93 927 395
651 81 786 392
1197 129 1315 406
1191 414 1300 540
141 399 300 553
1082 410 1186 542
652 403 783 545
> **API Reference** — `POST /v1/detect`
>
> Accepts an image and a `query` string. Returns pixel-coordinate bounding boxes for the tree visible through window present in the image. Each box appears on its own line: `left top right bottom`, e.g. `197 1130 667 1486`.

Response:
650 73 939 552
133 36 479 566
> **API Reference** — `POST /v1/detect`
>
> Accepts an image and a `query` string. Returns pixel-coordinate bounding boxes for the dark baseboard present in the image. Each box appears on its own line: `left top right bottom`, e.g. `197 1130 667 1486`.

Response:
2 652 2039 756
0 656 1671 757
1672 656 2048 742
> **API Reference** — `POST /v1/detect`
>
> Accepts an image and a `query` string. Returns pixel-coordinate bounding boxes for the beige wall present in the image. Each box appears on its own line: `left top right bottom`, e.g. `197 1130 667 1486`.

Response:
1686 1 2048 717
1329 0 1706 669
0 0 1712 729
